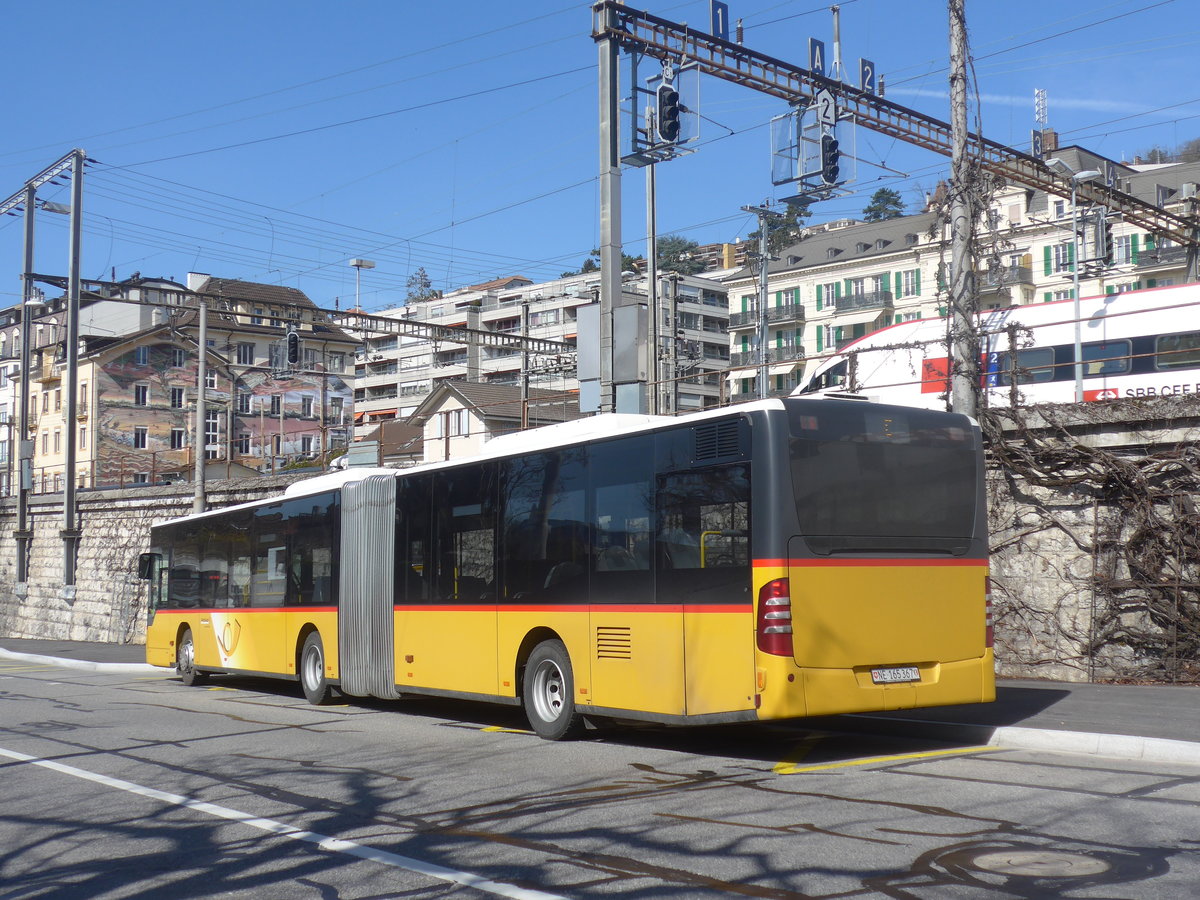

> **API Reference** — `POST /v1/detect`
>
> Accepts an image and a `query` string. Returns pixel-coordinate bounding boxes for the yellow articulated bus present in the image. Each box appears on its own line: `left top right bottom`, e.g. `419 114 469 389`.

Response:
139 397 994 740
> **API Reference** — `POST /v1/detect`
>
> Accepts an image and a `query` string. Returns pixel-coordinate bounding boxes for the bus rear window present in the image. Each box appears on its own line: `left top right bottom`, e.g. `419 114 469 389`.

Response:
786 402 980 555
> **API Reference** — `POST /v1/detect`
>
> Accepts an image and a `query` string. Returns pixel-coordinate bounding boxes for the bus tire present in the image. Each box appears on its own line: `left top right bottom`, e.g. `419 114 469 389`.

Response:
300 632 332 706
523 640 583 741
177 628 208 686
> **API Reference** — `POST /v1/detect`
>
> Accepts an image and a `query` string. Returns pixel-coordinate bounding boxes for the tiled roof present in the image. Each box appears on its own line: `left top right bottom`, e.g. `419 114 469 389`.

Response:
409 381 580 426
198 277 318 308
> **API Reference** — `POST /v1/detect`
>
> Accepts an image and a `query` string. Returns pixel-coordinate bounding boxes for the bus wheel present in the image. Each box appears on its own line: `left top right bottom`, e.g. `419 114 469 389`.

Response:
523 640 583 741
300 632 332 705
177 628 208 686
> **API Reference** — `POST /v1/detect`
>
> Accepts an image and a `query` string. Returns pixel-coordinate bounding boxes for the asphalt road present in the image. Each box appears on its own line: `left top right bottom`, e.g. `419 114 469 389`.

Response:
2 657 1198 899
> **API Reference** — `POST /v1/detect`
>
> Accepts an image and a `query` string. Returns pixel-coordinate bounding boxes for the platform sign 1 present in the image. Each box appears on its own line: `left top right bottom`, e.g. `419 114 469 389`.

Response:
710 1 730 41
809 38 826 78
859 58 876 94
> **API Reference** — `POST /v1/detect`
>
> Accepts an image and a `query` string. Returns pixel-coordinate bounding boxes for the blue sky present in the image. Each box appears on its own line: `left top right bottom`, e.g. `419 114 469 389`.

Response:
1 0 1195 311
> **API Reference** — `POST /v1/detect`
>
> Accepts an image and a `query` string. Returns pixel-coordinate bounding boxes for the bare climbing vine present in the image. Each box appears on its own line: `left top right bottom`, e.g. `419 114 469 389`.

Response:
981 398 1200 684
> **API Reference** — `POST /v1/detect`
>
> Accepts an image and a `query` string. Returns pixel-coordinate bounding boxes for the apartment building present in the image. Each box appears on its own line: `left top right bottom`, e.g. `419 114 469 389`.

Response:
3 273 356 492
352 271 729 436
721 146 1199 400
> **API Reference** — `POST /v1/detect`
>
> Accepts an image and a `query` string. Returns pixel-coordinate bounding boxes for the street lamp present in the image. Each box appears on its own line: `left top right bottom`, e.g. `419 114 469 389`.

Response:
1045 158 1101 402
349 258 375 311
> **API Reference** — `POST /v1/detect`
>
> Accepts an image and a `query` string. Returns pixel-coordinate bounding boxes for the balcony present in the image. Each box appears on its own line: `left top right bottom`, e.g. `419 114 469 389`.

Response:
728 303 804 329
978 265 1034 291
729 345 805 368
834 290 893 312
37 359 63 383
1136 246 1187 269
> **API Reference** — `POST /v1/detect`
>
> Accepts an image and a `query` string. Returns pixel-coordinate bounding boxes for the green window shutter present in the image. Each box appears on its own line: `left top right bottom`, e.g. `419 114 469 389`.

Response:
1043 292 1052 303
1067 242 1075 271
1133 281 1142 290
914 269 921 295
741 378 751 393
894 314 902 325
776 331 783 348
843 279 851 298
741 295 751 313
1105 285 1115 295
816 328 823 352
881 271 892 295
1145 234 1156 251
774 290 782 306
815 284 823 311
1043 246 1052 276
834 326 843 346
1131 234 1140 264
937 305 948 317
834 282 842 299
1147 278 1157 288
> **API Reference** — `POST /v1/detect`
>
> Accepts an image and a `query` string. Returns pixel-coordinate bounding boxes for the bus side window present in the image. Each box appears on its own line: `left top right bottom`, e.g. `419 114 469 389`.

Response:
656 464 751 605
398 475 432 603
433 464 498 604
500 449 588 602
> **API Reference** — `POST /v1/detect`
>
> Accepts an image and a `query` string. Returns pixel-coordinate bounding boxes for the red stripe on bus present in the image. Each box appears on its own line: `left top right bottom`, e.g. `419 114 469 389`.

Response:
393 604 752 614
152 606 337 614
754 558 987 568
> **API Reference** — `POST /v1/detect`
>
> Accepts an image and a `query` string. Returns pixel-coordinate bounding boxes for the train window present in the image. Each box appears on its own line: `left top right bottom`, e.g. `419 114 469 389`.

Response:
994 347 1054 386
1081 340 1131 377
1156 332 1200 370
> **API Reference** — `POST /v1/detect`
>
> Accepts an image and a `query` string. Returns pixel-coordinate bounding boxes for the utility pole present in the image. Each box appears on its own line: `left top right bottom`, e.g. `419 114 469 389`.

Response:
192 300 207 514
743 204 783 400
61 149 85 588
16 185 35 584
596 1 623 413
947 0 980 417
646 163 660 414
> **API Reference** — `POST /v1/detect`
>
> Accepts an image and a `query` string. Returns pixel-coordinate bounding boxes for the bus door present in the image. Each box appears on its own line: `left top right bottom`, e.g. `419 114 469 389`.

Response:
658 463 755 717
395 467 499 698
588 436 684 715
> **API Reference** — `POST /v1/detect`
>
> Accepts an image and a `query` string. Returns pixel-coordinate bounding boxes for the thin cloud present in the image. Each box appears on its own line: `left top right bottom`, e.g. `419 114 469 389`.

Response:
888 87 1152 115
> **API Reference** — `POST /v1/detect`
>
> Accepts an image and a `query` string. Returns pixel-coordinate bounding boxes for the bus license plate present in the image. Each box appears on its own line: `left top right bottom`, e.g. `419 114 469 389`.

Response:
871 666 920 684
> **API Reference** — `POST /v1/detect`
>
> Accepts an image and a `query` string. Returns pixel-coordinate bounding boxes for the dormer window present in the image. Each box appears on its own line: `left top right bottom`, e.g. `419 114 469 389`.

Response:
826 247 841 259
856 242 871 253
905 233 918 246
875 239 890 250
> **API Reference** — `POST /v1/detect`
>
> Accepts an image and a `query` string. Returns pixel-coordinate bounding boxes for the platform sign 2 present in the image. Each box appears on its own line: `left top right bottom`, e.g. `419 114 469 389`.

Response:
859 58 876 94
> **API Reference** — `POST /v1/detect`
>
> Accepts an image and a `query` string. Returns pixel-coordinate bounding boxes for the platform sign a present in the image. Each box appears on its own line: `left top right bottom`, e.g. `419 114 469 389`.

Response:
859 58 876 94
808 38 826 78
710 1 730 41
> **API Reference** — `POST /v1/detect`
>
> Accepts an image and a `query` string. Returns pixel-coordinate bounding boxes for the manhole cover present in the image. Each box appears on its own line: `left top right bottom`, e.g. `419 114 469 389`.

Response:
970 850 1112 878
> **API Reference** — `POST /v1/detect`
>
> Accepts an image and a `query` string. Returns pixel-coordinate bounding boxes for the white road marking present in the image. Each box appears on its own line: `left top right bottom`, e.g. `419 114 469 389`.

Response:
0 745 565 900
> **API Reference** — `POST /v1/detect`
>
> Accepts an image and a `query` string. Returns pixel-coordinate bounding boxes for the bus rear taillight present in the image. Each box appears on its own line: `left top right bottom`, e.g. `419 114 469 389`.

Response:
985 576 994 648
757 578 793 657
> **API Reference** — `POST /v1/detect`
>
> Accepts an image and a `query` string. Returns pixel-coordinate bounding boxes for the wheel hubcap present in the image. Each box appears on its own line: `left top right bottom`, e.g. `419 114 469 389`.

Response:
179 639 193 673
304 646 322 689
532 660 565 722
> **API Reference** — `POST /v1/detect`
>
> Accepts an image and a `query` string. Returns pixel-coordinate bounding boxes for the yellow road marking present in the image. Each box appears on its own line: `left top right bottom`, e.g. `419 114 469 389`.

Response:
771 733 827 774
481 725 533 735
775 744 998 774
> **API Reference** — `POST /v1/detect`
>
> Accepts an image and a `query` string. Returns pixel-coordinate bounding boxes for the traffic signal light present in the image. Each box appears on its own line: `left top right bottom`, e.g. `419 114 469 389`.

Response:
820 132 841 185
656 82 682 144
286 330 300 365
1097 216 1114 265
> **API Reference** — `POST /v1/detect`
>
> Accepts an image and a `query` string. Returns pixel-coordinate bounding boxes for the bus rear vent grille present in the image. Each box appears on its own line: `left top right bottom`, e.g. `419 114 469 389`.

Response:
694 420 742 461
596 626 632 659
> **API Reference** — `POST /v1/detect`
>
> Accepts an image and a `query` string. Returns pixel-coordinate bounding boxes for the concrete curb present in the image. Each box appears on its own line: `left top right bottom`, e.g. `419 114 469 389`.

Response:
838 713 1200 767
985 724 1200 767
0 647 163 677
